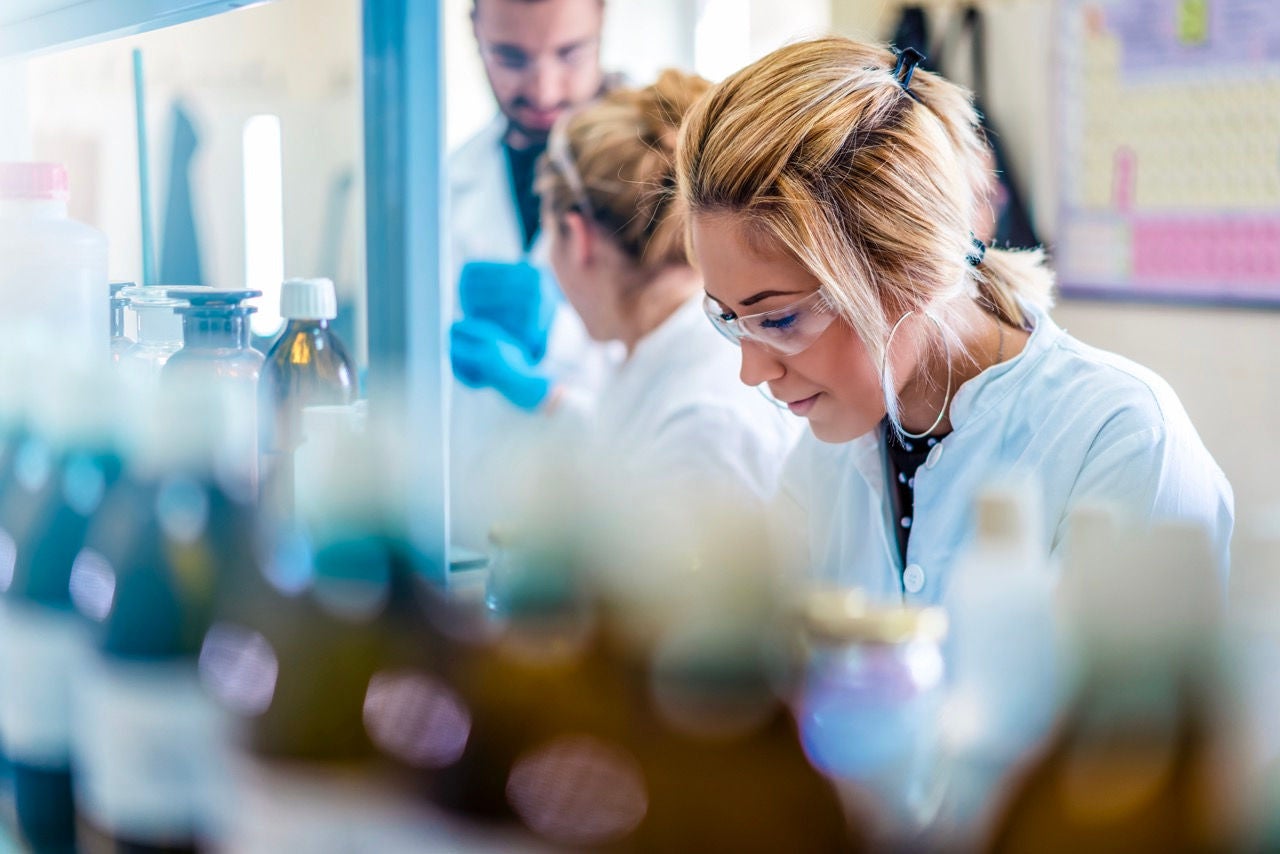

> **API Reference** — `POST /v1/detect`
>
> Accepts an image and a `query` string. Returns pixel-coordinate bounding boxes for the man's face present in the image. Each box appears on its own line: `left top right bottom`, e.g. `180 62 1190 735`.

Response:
473 0 605 146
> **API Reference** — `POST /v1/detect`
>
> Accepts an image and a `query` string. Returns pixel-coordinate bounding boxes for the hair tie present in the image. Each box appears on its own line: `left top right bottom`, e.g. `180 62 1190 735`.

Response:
966 234 987 267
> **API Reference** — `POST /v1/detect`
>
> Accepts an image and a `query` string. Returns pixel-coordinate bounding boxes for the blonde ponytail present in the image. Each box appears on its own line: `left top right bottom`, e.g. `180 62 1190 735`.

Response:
538 69 712 273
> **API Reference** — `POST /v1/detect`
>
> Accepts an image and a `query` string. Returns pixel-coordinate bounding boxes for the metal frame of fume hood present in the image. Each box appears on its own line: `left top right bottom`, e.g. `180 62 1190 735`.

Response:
0 0 275 59
3 0 451 585
362 0 449 585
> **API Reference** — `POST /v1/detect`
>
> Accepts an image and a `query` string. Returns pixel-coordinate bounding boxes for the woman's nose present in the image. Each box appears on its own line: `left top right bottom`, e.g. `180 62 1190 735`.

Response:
739 339 784 388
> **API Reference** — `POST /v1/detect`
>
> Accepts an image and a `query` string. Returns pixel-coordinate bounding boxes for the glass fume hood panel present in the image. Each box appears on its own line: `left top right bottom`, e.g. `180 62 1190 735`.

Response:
0 0 274 59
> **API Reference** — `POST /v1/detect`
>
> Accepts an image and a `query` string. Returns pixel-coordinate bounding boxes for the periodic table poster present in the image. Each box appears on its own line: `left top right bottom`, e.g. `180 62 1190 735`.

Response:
1055 0 1280 304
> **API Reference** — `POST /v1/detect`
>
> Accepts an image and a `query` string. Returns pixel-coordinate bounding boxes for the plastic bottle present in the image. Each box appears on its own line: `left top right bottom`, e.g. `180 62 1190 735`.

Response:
0 163 108 363
0 364 121 854
935 480 1061 841
259 278 357 516
162 290 264 497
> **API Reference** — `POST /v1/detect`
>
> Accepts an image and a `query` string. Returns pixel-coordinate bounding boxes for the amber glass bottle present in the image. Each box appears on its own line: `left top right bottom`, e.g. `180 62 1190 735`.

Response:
259 278 356 517
419 500 865 852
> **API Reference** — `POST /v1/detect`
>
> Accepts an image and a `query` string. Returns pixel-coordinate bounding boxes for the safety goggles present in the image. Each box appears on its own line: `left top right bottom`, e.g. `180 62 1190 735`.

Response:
703 289 838 356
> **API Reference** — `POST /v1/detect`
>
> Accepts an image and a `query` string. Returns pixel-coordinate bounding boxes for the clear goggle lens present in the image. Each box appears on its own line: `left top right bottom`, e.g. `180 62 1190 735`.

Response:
702 290 837 357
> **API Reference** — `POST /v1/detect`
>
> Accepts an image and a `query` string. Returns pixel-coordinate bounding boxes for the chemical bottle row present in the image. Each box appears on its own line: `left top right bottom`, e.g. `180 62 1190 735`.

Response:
0 160 358 522
0 419 1259 853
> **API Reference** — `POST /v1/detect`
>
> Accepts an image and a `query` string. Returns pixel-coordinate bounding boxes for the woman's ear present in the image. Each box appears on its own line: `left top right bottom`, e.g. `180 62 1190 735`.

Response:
562 210 594 269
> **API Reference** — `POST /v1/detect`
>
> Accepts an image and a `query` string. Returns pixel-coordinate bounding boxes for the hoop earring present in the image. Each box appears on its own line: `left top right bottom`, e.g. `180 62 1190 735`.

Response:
881 310 953 440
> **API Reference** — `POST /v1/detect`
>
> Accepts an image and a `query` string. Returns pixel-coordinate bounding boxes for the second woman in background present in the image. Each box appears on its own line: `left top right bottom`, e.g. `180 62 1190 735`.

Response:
451 69 798 502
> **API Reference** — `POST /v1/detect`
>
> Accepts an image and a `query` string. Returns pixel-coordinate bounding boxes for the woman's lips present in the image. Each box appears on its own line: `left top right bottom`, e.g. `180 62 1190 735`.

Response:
787 393 820 416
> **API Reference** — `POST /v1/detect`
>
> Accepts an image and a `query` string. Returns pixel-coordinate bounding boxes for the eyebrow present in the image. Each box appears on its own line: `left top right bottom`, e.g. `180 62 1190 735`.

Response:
556 38 597 56
740 289 806 308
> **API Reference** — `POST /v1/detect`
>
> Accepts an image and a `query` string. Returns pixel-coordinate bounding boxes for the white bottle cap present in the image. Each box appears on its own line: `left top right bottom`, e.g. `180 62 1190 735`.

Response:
279 277 338 320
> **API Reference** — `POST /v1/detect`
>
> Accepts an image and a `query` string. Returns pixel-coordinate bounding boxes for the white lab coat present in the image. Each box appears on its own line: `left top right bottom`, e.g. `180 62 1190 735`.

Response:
448 117 617 550
779 301 1234 605
558 294 801 503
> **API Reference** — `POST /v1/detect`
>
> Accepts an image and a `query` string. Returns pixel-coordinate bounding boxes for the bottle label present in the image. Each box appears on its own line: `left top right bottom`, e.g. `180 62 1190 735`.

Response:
72 655 228 844
224 758 524 853
0 600 88 767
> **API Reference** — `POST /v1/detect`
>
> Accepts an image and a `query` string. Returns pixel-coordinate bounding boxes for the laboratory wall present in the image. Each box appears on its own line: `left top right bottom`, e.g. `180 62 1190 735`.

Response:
833 0 1279 553
21 0 367 356
446 0 834 149
0 62 29 160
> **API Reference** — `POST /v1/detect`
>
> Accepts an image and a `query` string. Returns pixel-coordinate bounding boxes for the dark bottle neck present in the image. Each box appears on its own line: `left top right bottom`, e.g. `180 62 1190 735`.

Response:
284 318 330 332
182 311 245 349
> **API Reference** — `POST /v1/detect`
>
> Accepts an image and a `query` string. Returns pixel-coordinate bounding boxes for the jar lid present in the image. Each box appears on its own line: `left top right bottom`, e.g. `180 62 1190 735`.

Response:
801 588 947 645
121 284 211 308
280 277 338 320
0 162 69 201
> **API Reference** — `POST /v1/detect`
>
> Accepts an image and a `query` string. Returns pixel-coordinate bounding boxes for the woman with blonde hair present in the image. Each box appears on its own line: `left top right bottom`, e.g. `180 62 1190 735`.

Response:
452 69 797 501
676 38 1232 600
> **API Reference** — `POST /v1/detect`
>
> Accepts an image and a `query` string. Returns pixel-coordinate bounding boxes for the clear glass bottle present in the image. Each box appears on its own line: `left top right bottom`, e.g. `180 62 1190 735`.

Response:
259 278 356 516
119 285 209 384
109 283 133 366
797 589 949 846
119 284 213 391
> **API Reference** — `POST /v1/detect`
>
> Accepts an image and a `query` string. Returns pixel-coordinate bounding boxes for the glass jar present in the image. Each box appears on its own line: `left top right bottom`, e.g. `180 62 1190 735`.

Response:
119 285 212 383
796 588 948 842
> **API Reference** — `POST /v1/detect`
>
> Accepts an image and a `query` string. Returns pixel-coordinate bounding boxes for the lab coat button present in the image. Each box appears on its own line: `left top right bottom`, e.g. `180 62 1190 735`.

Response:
925 443 944 469
903 563 925 594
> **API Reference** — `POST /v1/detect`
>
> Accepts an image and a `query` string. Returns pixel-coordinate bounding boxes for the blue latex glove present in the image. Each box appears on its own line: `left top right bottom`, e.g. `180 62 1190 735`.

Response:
450 318 552 412
458 261 558 364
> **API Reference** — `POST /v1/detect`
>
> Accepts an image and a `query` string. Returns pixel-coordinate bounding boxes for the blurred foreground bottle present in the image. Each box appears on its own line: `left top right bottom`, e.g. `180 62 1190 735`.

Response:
1228 510 1280 849
425 486 863 852
984 510 1243 853
259 277 356 517
0 341 45 832
934 480 1061 843
0 366 122 854
211 421 468 852
69 386 259 853
797 588 948 847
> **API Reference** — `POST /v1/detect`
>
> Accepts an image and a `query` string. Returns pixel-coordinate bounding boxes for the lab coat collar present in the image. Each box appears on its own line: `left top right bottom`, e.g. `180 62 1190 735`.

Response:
450 114 549 265
948 300 1063 431
451 116 507 192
